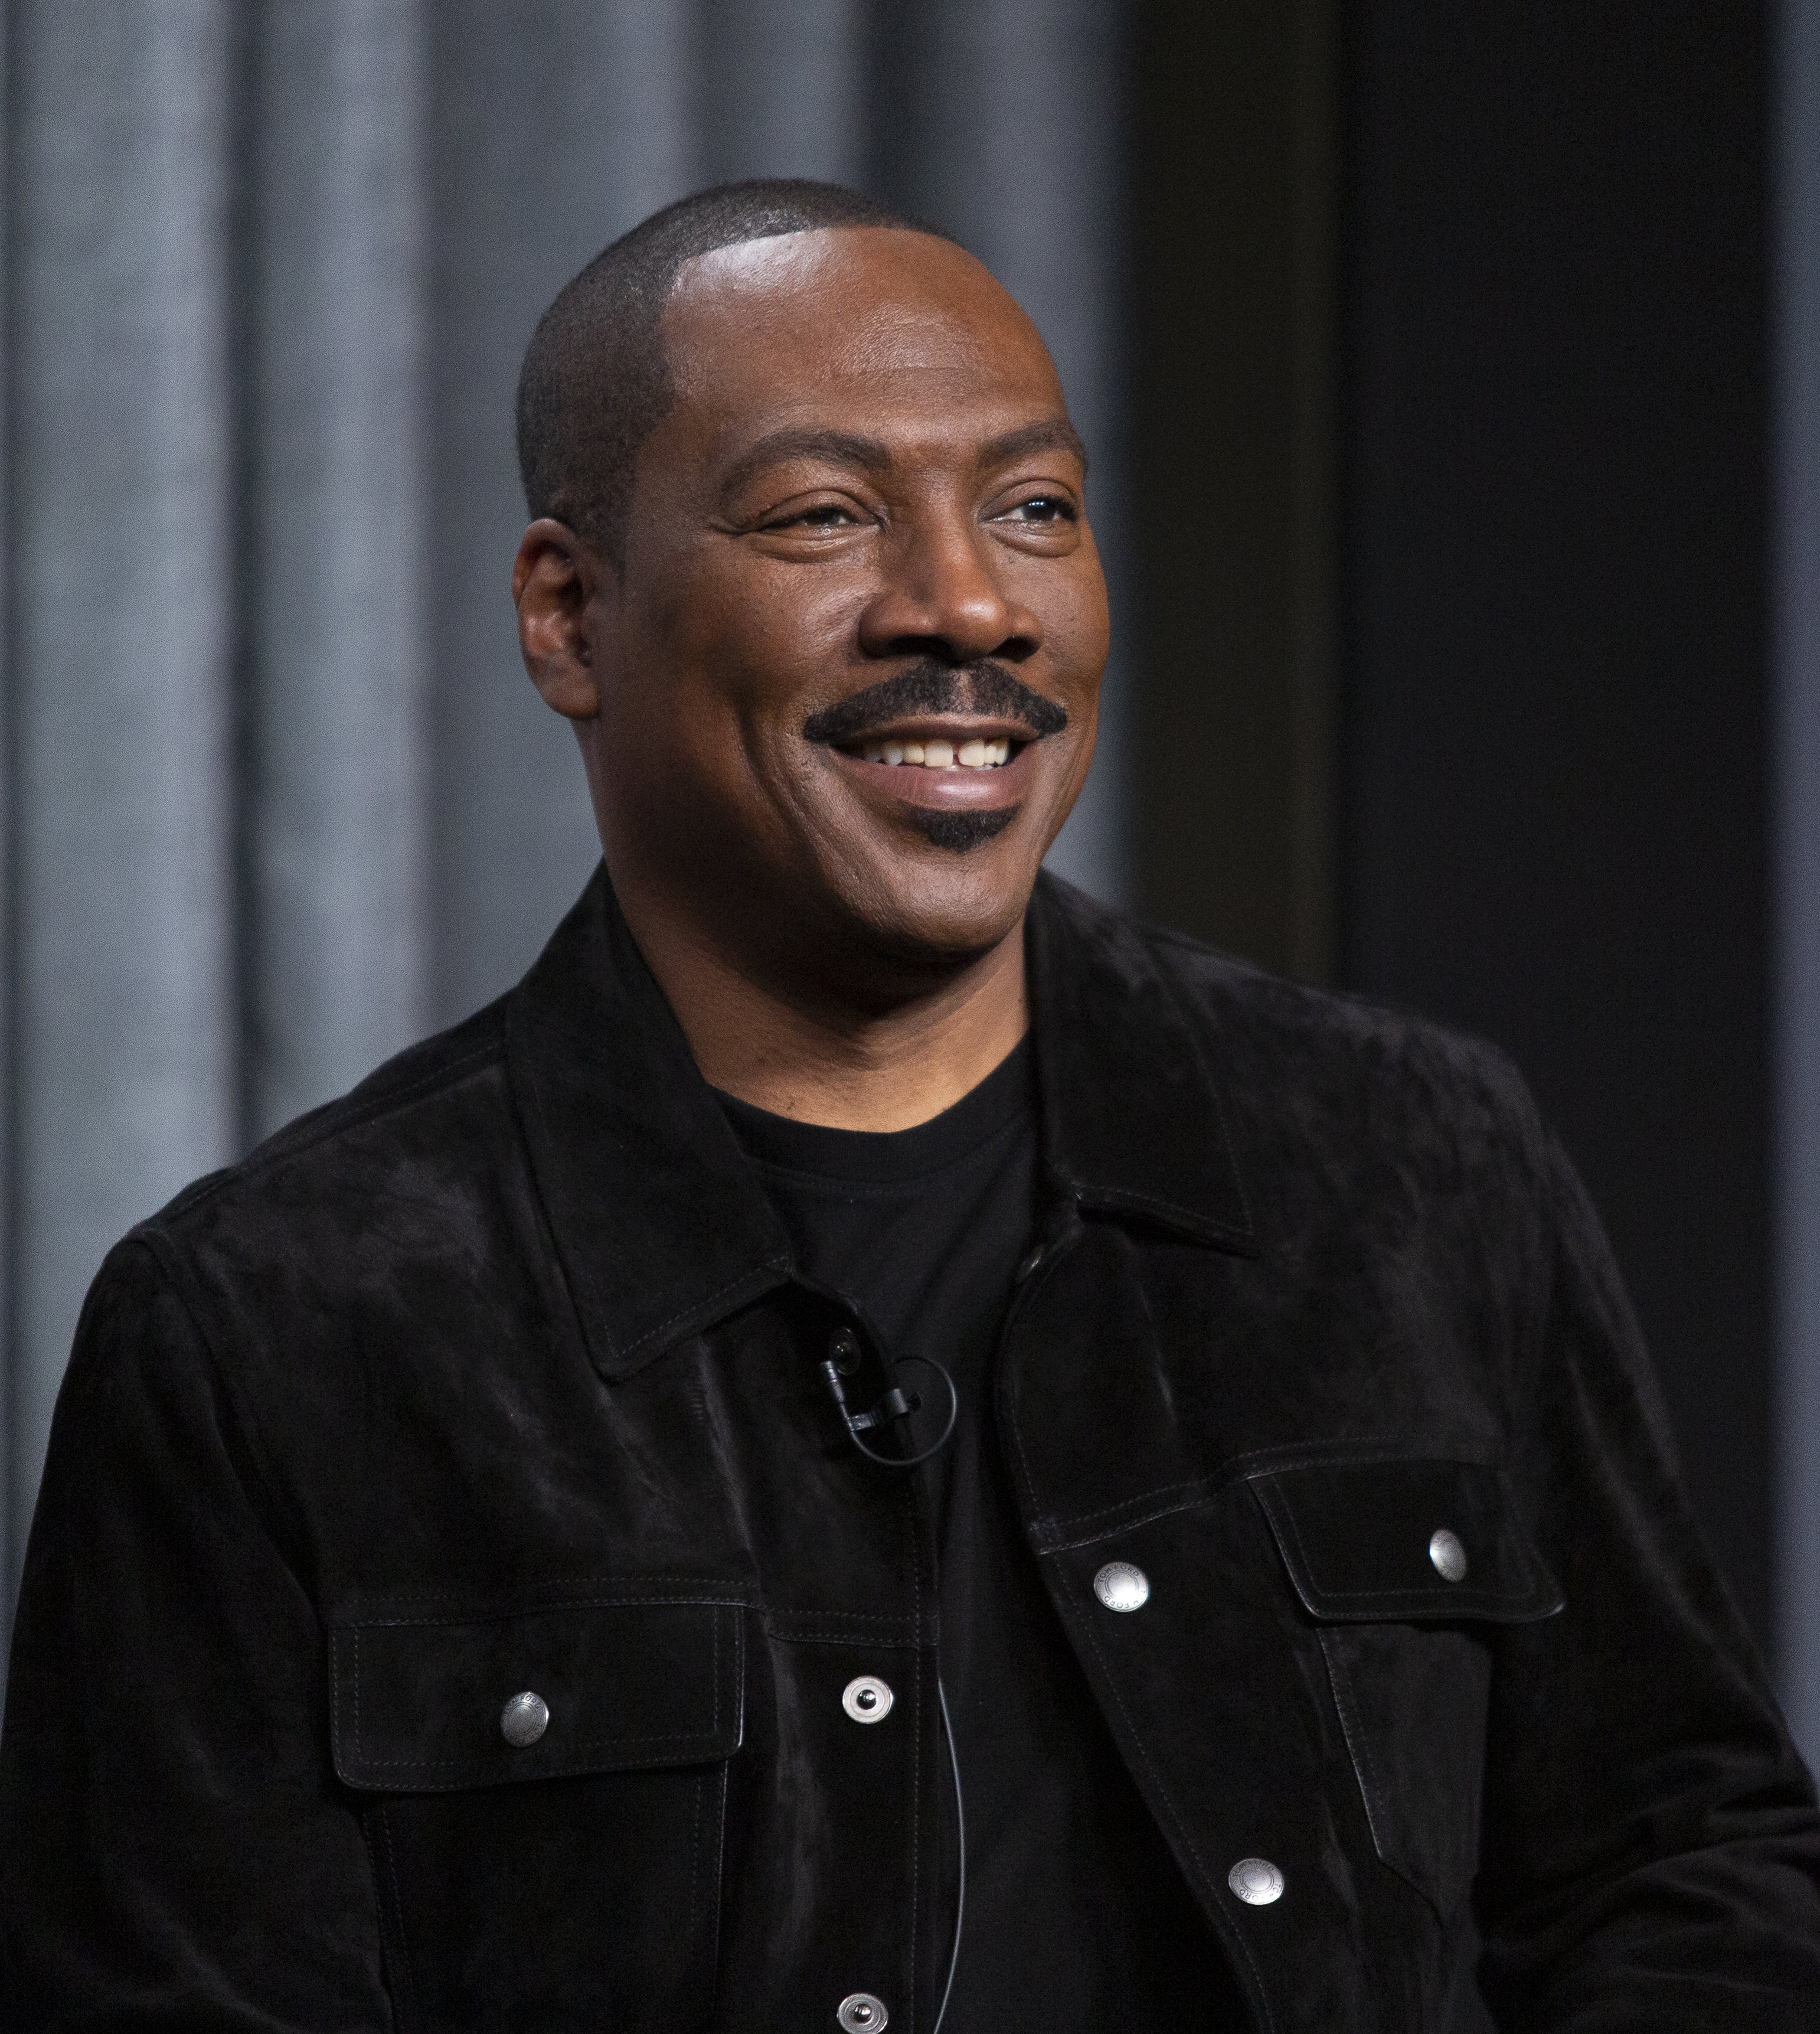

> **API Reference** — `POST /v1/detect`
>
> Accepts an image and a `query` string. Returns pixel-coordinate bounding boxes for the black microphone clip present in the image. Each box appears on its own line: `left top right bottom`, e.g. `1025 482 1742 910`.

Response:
821 1351 958 1468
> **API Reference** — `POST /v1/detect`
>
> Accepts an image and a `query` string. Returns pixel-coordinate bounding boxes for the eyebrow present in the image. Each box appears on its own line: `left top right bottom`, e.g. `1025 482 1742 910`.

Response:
716 414 1089 504
979 417 1089 475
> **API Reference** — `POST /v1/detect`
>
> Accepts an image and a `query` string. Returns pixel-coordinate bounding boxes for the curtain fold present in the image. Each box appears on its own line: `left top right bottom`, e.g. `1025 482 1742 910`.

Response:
6 2 241 1596
0 0 1132 1635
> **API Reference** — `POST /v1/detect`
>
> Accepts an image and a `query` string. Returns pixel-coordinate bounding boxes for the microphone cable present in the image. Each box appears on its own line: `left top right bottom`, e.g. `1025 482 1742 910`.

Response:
819 1336 966 2026
933 1674 966 2034
820 1351 958 1469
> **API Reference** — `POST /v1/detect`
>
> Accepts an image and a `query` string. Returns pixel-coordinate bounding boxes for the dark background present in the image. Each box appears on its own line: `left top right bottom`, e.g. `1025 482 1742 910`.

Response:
1130 1 1773 1638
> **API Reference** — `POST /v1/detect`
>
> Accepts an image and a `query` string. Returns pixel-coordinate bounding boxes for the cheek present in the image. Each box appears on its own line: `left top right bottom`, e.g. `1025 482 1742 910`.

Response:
1050 558 1113 684
645 559 864 711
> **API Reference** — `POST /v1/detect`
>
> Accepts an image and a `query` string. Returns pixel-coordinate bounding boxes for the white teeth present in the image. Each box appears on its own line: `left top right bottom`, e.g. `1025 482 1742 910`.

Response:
853 736 1017 767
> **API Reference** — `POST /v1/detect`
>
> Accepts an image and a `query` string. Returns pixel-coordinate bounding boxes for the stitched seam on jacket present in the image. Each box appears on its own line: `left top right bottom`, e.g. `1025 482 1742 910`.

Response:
1031 1441 1505 1549
1079 1183 1252 1239
1064 1573 1280 2034
1036 1481 1236 1553
612 1262 790 1363
1319 1634 1395 1862
1266 1480 1537 1611
345 1730 730 1770
342 1608 733 1767
764 1608 919 1627
767 1621 921 1646
373 1803 422 2033
339 1573 758 1607
704 1759 730 1997
339 1591 754 1630
687 1766 706 1988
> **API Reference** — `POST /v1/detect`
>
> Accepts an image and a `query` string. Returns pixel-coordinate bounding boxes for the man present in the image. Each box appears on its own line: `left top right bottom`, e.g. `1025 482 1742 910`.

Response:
2 178 1817 2032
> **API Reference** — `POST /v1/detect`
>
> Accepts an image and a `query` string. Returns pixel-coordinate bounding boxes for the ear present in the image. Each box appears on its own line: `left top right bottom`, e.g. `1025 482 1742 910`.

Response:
514 518 611 720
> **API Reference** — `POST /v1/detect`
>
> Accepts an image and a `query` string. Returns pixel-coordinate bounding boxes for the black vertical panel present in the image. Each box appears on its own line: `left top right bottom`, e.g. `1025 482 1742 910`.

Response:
1341 5 1772 1637
1126 1 1337 977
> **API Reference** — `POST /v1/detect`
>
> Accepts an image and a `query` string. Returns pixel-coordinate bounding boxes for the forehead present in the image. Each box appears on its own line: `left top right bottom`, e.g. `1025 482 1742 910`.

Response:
659 227 1066 434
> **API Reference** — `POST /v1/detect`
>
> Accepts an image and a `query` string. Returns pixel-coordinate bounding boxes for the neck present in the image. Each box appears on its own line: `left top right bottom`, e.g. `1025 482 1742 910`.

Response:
615 886 1031 1133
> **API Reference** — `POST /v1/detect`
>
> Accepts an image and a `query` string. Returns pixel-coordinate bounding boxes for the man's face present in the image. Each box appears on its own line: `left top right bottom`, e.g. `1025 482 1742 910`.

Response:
576 227 1108 985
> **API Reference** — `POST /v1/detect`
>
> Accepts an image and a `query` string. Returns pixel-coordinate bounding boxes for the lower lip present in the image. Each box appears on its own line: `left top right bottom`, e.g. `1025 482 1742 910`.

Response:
825 742 1038 812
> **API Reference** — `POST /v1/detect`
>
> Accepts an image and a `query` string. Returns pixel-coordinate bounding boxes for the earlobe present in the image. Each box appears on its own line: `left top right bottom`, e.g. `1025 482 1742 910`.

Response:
514 517 609 721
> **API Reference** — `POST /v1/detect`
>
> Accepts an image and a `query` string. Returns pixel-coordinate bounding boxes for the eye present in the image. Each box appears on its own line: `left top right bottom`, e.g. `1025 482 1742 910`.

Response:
996 493 1077 525
766 501 864 531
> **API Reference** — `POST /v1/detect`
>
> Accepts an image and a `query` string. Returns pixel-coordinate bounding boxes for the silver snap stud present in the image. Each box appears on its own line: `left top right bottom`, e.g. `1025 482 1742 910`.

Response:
837 1992 888 2031
1428 1527 1469 1583
842 1674 894 1724
1227 1856 1285 1906
1092 1560 1150 1612
499 1690 550 1748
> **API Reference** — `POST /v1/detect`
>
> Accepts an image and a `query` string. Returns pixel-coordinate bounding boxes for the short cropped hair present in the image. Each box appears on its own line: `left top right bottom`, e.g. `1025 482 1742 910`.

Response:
515 179 946 567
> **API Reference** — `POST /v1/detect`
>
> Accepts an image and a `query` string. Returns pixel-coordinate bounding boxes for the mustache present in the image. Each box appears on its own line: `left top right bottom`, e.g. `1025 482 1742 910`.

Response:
801 660 1069 746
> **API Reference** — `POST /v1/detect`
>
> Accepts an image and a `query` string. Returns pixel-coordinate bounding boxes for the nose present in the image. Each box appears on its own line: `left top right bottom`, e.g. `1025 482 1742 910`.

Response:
857 507 1041 664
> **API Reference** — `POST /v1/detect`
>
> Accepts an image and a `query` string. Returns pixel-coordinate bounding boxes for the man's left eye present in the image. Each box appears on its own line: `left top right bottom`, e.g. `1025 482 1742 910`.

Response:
779 504 859 528
1000 495 1074 524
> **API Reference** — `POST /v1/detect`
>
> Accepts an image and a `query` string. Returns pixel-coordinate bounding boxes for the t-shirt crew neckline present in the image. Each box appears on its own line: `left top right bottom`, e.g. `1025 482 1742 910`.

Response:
714 1034 1035 1185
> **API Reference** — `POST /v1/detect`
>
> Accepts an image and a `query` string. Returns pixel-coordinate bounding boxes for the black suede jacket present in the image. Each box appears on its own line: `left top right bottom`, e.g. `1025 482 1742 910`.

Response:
4 870 1819 2033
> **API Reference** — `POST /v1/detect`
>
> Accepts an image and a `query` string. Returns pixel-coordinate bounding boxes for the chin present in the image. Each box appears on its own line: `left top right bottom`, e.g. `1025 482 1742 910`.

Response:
835 838 1039 975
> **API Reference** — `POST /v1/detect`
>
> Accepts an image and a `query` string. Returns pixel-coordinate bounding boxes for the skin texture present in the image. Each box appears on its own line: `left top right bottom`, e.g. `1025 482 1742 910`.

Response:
513 227 1110 1129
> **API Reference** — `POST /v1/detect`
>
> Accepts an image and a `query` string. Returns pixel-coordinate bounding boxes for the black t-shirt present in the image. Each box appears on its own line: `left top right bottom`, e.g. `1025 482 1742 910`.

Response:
720 1041 1241 2032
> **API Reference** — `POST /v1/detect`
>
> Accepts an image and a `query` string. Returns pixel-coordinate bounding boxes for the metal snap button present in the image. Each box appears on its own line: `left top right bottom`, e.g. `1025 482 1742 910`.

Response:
837 1992 888 2030
1227 1856 1285 1905
1428 1527 1469 1583
1092 1560 1150 1612
829 1327 862 1376
499 1691 550 1748
842 1674 894 1724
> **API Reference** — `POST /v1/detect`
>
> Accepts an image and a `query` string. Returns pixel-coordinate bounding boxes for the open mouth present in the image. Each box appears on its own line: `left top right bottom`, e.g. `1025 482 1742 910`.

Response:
845 736 1017 770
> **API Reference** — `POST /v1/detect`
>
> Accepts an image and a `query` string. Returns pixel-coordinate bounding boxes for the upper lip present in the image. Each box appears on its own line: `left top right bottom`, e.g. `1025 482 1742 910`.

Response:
829 714 1035 750
799 661 1069 751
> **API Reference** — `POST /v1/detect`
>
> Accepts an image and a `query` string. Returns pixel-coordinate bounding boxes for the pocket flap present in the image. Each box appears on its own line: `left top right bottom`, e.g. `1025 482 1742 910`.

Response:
1250 1458 1563 1623
330 1596 744 1792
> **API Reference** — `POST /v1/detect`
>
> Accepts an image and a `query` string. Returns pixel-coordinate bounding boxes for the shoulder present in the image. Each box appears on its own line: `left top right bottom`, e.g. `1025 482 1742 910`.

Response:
134 995 517 1292
1037 873 1550 1199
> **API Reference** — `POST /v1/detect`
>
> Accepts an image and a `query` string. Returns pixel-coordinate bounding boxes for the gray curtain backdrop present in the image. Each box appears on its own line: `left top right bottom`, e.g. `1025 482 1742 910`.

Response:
0 0 1131 1631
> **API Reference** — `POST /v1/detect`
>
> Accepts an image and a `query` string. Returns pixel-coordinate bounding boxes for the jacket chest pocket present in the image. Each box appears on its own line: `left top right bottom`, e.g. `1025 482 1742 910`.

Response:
1251 1459 1563 1918
330 1595 744 2034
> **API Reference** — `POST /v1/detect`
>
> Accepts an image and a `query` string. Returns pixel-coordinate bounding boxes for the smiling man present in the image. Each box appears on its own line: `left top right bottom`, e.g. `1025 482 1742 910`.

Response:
4 180 1819 2033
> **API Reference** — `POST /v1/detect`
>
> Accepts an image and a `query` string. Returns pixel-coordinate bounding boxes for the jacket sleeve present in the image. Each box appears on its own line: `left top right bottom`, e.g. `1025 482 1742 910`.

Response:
0 1237 394 2031
1475 1132 1820 2028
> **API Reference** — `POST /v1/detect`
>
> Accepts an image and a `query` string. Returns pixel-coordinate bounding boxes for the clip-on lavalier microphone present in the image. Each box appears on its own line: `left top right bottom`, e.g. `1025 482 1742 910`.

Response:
821 1347 958 1468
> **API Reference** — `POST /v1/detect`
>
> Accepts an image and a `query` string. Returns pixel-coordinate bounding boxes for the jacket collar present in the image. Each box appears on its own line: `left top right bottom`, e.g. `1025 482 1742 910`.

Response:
508 867 1254 1383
